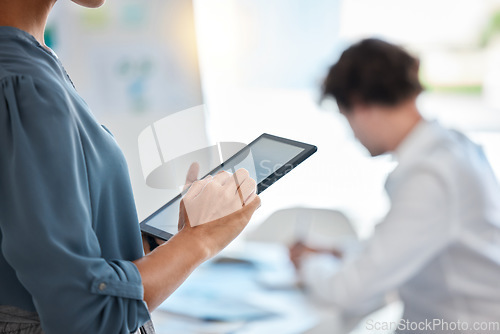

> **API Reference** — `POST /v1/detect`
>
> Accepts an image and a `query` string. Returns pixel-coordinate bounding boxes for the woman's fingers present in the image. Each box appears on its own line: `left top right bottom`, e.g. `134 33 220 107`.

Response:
230 169 255 206
244 191 258 205
233 168 250 183
236 177 257 205
182 168 259 227
184 175 212 200
212 169 255 205
225 169 250 197
183 162 200 191
241 195 261 214
213 170 232 186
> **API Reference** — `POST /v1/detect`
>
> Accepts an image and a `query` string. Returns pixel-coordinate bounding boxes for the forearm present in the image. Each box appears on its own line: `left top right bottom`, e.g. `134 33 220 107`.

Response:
133 230 209 311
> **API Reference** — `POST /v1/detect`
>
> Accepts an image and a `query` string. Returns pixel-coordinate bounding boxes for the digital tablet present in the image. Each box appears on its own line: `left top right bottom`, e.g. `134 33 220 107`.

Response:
140 133 317 240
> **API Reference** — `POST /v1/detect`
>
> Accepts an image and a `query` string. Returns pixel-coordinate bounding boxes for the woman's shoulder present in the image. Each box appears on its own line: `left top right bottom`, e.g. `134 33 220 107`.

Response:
0 71 83 140
0 54 64 89
0 37 77 120
0 28 66 87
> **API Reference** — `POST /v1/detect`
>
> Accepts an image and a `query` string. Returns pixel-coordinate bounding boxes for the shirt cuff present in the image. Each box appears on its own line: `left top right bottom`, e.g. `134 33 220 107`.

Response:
90 260 144 300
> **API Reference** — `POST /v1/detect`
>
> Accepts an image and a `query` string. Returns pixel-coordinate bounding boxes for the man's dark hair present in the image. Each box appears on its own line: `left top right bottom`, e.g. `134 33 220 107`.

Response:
322 38 423 111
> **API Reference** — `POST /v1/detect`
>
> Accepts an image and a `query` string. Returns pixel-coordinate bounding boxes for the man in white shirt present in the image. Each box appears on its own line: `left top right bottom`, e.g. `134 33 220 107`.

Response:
291 39 500 333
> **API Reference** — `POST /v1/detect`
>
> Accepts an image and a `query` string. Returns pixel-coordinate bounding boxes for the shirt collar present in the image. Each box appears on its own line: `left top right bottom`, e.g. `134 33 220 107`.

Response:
0 26 58 59
385 119 441 195
393 119 440 165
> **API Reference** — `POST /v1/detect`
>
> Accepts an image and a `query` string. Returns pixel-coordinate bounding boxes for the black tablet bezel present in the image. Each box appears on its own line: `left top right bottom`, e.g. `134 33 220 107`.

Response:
140 133 317 241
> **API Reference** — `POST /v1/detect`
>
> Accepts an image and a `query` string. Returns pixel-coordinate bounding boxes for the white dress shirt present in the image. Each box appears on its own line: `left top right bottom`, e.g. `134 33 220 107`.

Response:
301 120 500 333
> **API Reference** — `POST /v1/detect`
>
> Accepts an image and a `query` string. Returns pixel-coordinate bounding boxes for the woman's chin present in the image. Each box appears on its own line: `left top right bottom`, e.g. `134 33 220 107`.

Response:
70 0 106 9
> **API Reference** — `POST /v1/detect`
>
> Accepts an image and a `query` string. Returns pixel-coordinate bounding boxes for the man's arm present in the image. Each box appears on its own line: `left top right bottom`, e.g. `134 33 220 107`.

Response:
299 166 454 312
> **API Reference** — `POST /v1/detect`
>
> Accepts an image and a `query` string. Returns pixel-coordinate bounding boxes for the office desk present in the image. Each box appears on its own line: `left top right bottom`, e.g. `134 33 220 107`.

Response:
148 242 396 334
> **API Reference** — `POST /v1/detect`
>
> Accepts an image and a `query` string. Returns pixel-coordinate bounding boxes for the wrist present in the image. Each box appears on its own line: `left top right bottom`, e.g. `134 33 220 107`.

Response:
174 229 212 263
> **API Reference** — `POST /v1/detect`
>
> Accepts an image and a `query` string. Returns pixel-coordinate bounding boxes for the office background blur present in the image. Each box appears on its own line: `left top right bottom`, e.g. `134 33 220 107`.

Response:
47 0 500 240
43 1 500 332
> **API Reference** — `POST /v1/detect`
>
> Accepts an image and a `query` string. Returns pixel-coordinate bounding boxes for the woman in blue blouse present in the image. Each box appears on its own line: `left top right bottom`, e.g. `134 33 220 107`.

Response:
0 1 261 333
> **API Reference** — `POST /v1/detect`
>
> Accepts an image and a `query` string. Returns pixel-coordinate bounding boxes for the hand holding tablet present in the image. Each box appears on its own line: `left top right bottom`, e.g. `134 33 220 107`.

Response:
177 192 262 261
141 133 317 240
181 169 257 228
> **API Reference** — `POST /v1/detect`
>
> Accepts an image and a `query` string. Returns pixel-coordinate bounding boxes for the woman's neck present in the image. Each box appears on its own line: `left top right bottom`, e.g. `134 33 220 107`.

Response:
0 0 56 47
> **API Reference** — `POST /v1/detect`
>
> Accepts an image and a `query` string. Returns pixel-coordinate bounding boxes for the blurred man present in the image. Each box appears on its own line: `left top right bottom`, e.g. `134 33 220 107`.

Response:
291 39 500 333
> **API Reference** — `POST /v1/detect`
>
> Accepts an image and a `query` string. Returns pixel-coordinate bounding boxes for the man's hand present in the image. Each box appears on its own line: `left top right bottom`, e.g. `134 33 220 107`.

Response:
289 242 342 270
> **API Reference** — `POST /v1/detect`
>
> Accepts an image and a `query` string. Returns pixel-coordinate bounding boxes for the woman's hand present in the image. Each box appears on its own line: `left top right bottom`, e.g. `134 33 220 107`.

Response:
178 168 259 259
180 169 257 227
134 168 260 311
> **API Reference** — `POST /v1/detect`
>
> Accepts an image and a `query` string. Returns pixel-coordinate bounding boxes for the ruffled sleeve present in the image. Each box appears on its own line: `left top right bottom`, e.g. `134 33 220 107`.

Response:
0 74 150 333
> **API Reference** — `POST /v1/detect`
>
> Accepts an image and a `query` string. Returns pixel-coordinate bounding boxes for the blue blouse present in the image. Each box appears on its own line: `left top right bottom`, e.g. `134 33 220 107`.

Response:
0 27 150 333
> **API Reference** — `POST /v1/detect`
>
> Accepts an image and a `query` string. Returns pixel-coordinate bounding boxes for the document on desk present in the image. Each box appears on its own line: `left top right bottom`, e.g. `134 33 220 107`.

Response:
158 293 275 322
151 313 246 334
157 262 276 321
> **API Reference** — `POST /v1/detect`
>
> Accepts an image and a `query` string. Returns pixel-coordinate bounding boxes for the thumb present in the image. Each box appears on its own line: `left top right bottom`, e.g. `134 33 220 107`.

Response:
184 175 212 200
183 162 200 191
240 195 261 218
